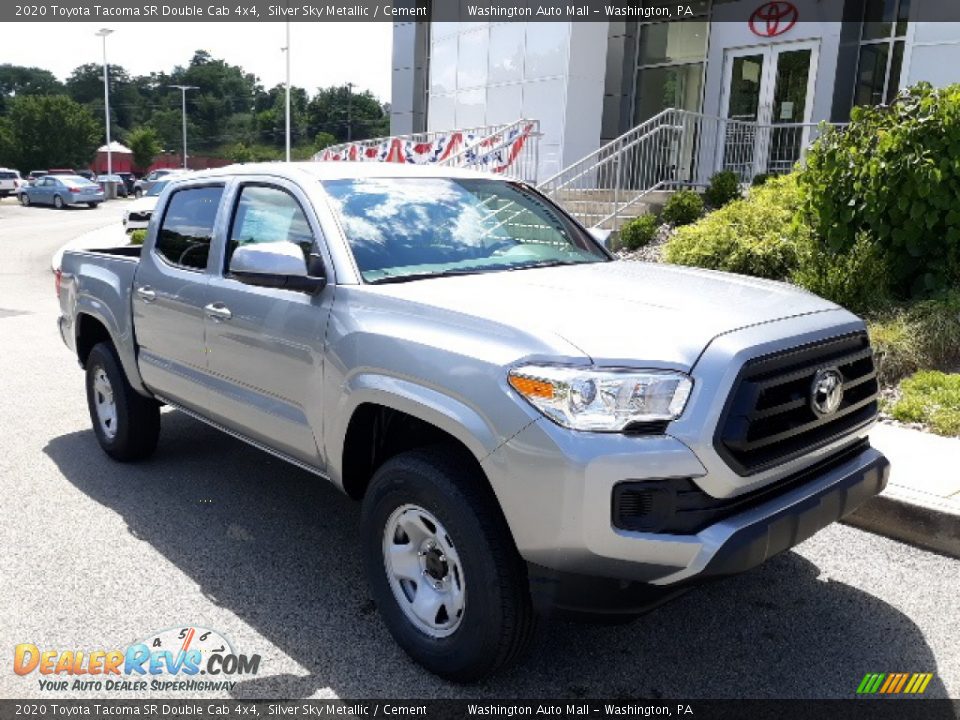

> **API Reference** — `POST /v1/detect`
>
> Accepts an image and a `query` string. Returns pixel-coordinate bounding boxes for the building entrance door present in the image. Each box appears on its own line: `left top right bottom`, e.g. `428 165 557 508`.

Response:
720 40 819 179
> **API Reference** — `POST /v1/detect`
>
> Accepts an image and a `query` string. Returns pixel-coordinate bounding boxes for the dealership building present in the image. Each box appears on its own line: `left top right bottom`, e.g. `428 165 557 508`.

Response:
391 0 960 182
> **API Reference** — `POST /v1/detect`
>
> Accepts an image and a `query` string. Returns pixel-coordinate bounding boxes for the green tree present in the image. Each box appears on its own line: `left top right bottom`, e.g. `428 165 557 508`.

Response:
314 131 337 151
307 85 388 143
0 64 64 113
4 95 100 171
126 126 160 171
66 63 141 133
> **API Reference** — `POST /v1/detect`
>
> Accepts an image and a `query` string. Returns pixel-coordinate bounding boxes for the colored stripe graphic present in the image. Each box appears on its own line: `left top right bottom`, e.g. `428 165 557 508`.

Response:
857 672 933 694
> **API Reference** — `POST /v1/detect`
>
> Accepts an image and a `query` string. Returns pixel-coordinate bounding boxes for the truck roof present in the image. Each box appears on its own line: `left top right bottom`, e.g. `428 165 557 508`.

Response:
180 161 507 183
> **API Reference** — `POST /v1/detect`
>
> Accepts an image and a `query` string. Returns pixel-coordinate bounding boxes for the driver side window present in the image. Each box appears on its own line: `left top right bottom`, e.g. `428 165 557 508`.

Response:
155 186 224 271
225 184 314 270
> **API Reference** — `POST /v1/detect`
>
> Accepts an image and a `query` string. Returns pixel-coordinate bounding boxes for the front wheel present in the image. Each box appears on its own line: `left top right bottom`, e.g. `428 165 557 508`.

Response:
361 447 536 682
134 189 143 199
85 342 160 461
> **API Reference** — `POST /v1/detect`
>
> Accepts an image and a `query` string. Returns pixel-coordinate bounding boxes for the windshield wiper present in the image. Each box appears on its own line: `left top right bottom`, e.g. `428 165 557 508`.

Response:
367 267 491 284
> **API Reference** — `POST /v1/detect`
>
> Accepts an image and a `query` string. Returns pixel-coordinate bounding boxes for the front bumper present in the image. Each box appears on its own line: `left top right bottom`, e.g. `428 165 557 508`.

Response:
481 418 889 598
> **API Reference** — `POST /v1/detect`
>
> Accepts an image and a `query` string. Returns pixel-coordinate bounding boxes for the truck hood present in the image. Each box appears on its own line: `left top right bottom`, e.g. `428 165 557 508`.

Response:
368 261 841 369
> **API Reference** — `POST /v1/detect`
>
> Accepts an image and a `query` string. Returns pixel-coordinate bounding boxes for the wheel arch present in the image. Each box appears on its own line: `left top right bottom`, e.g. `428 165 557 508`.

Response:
74 308 150 397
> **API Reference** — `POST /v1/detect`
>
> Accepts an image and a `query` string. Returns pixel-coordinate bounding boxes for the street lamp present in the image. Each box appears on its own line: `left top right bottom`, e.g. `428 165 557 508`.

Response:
168 85 198 169
345 82 355 142
282 20 291 162
95 28 114 175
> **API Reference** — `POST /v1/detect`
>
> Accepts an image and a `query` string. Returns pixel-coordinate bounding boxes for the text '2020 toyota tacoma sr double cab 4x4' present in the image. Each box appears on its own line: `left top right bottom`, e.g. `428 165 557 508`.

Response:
58 163 890 681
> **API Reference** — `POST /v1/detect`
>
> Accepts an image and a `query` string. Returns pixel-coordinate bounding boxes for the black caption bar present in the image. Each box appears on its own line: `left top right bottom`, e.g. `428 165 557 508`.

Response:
1 700 958 720
7 0 960 23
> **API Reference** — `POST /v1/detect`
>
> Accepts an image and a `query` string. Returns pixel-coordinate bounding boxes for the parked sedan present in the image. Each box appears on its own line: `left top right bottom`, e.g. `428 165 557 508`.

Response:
0 169 22 198
20 175 104 208
133 168 179 198
122 178 170 229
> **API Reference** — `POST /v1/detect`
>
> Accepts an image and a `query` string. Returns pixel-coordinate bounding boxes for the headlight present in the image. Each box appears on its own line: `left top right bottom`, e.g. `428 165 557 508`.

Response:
508 365 692 431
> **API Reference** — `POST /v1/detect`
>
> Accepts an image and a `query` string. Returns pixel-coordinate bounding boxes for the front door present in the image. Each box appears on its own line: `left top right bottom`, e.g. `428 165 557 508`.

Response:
202 180 330 467
720 40 819 179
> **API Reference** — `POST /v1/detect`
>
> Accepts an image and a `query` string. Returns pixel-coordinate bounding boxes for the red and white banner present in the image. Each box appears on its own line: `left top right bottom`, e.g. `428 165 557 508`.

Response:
319 123 535 175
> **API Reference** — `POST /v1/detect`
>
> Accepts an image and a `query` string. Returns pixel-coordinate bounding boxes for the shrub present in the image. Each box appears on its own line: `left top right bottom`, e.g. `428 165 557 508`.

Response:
792 232 892 314
751 173 771 187
660 189 703 226
664 174 805 279
704 170 741 208
619 213 658 251
129 229 147 245
868 291 960 384
889 371 960 436
800 83 960 298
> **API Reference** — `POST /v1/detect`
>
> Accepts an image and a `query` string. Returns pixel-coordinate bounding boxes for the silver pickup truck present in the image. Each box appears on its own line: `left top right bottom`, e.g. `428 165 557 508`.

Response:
58 163 890 681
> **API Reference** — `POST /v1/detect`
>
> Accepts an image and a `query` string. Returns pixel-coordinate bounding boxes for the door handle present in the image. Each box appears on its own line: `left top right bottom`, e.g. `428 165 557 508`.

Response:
136 286 156 302
204 302 232 321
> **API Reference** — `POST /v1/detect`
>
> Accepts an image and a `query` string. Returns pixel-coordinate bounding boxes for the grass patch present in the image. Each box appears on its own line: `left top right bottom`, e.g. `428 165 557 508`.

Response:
889 371 960 437
868 291 960 385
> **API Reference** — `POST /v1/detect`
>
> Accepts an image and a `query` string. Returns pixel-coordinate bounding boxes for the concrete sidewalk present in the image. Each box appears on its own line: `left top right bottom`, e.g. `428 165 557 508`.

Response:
847 423 960 558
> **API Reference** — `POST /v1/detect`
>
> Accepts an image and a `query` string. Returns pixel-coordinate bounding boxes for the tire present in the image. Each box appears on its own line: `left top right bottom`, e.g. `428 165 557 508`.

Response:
85 342 160 461
53 194 64 209
87 202 100 208
361 446 536 682
20 193 30 207
134 189 143 199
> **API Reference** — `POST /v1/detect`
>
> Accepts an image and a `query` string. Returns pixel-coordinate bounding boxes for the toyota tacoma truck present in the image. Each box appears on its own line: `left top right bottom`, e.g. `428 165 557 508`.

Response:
57 163 890 681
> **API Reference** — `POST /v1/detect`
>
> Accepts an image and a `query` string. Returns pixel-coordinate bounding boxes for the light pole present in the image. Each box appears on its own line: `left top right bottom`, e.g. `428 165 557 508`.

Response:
95 28 114 175
345 82 355 142
283 20 291 162
168 85 198 169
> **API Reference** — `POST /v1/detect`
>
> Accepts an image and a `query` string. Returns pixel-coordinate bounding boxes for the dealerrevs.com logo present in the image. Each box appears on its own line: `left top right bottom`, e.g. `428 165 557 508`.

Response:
14 626 260 693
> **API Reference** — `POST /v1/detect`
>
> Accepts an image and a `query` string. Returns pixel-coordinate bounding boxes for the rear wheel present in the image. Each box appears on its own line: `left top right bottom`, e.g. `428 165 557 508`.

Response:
361 447 536 682
53 194 64 209
87 202 100 209
85 342 160 461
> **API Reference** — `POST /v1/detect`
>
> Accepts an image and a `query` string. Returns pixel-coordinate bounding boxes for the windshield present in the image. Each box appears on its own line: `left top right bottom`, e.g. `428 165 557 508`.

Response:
147 180 169 197
59 175 91 185
322 177 607 283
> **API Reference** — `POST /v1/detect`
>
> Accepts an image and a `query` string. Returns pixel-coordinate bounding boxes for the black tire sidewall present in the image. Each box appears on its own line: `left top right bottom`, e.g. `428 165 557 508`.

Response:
361 451 523 680
54 195 63 209
85 343 158 460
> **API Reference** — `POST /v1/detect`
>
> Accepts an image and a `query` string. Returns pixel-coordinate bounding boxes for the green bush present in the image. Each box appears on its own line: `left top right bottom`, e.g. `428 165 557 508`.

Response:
660 189 704 226
800 83 960 298
664 174 805 279
619 213 658 251
129 229 147 245
868 291 960 385
792 232 891 314
751 173 771 187
704 171 741 208
889 371 960 436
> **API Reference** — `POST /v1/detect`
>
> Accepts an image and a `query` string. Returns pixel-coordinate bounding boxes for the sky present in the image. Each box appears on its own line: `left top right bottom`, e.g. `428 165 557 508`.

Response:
6 22 394 101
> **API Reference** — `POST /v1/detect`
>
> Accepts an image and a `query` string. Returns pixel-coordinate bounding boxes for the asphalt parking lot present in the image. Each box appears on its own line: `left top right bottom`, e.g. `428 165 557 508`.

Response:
1 198 958 700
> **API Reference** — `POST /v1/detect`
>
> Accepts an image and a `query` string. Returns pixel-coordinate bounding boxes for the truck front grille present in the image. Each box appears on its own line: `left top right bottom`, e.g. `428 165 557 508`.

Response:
715 333 879 476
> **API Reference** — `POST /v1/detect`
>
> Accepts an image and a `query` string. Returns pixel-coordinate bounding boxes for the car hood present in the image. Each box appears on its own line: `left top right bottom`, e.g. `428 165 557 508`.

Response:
126 196 158 214
368 260 842 369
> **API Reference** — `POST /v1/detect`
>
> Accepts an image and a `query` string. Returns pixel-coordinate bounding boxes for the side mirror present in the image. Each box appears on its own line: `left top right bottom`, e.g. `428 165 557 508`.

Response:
588 227 613 249
229 242 326 293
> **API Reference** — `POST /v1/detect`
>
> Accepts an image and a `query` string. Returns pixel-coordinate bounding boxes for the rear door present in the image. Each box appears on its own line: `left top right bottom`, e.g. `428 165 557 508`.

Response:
202 178 332 466
133 182 226 412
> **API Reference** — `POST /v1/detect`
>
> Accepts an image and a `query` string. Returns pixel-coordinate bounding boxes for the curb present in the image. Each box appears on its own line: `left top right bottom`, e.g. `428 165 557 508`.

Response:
844 489 960 560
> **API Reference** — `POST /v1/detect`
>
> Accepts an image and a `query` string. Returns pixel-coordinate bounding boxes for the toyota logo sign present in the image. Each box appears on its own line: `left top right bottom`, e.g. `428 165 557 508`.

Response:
749 1 799 37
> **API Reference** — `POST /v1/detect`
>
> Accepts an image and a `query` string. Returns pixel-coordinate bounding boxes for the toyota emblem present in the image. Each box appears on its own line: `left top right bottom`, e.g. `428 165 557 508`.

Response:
749 1 799 37
811 368 844 417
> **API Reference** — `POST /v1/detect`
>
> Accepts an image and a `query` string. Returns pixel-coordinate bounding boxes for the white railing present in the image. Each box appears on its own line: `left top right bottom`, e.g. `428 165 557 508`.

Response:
538 108 845 230
314 120 540 182
438 119 540 183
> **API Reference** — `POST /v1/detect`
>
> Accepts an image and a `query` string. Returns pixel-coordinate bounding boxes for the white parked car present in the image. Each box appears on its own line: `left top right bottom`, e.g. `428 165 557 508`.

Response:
123 176 180 230
0 168 22 198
